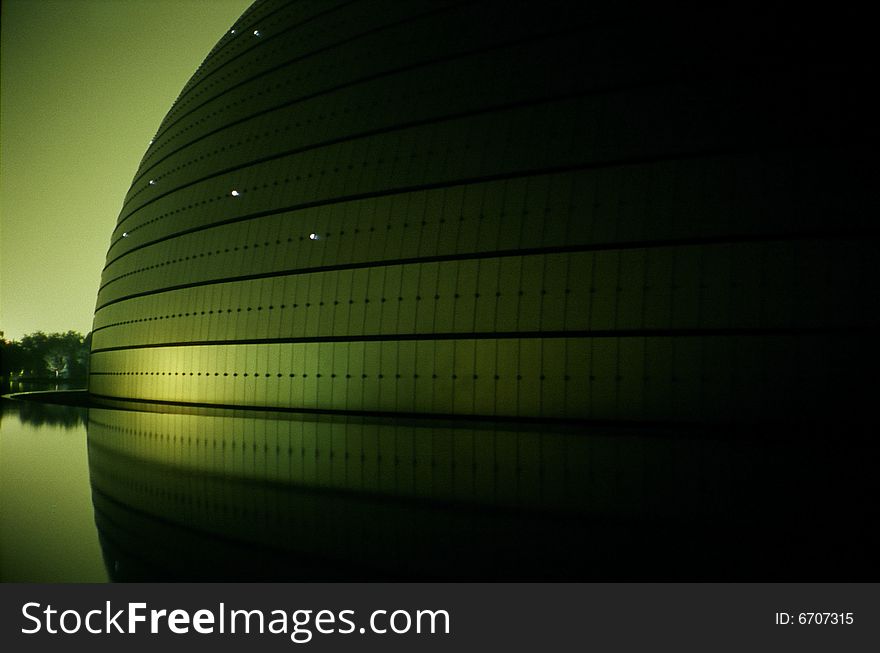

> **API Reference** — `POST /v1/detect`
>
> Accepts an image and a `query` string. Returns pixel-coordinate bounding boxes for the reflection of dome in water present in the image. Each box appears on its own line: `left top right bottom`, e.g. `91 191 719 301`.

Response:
89 2 872 422
87 407 877 579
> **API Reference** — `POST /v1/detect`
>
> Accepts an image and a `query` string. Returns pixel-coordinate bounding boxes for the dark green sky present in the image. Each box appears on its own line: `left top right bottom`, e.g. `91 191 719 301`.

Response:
0 0 252 341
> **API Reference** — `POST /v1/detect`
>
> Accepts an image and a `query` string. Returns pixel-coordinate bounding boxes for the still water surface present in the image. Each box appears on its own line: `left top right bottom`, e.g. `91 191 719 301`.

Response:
1 384 875 581
0 393 107 581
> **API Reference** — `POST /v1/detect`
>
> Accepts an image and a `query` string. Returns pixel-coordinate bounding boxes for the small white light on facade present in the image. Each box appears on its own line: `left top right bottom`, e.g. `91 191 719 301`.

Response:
230 29 236 34
231 190 240 197
309 233 320 240
149 179 156 185
122 232 129 237
253 29 261 36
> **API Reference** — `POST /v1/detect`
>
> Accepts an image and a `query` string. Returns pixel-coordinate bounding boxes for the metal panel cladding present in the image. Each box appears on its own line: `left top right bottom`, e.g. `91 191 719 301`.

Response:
90 1 875 423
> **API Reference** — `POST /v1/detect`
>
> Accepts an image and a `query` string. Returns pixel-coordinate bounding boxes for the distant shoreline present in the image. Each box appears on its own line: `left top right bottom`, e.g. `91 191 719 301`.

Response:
2 389 90 407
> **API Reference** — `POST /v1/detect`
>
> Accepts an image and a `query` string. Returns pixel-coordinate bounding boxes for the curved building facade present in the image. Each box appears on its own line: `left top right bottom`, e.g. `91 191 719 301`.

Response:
90 1 873 422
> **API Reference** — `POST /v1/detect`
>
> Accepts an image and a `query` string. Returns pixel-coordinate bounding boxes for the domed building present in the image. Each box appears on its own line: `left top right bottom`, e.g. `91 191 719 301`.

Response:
89 0 873 425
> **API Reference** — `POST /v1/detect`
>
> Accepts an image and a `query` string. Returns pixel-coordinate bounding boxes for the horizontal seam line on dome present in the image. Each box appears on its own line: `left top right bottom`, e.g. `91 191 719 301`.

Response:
114 84 602 236
147 0 462 151
154 0 294 132
97 227 854 308
126 23 581 197
117 80 855 243
83 391 729 430
151 0 430 144
95 227 864 298
153 0 363 139
164 0 292 102
197 0 356 80
103 144 765 272
87 325 872 354
85 409 707 439
119 57 785 231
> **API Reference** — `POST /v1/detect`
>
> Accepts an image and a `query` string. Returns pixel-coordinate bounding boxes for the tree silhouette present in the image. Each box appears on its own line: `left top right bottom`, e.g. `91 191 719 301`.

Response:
44 349 69 377
1 331 90 380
